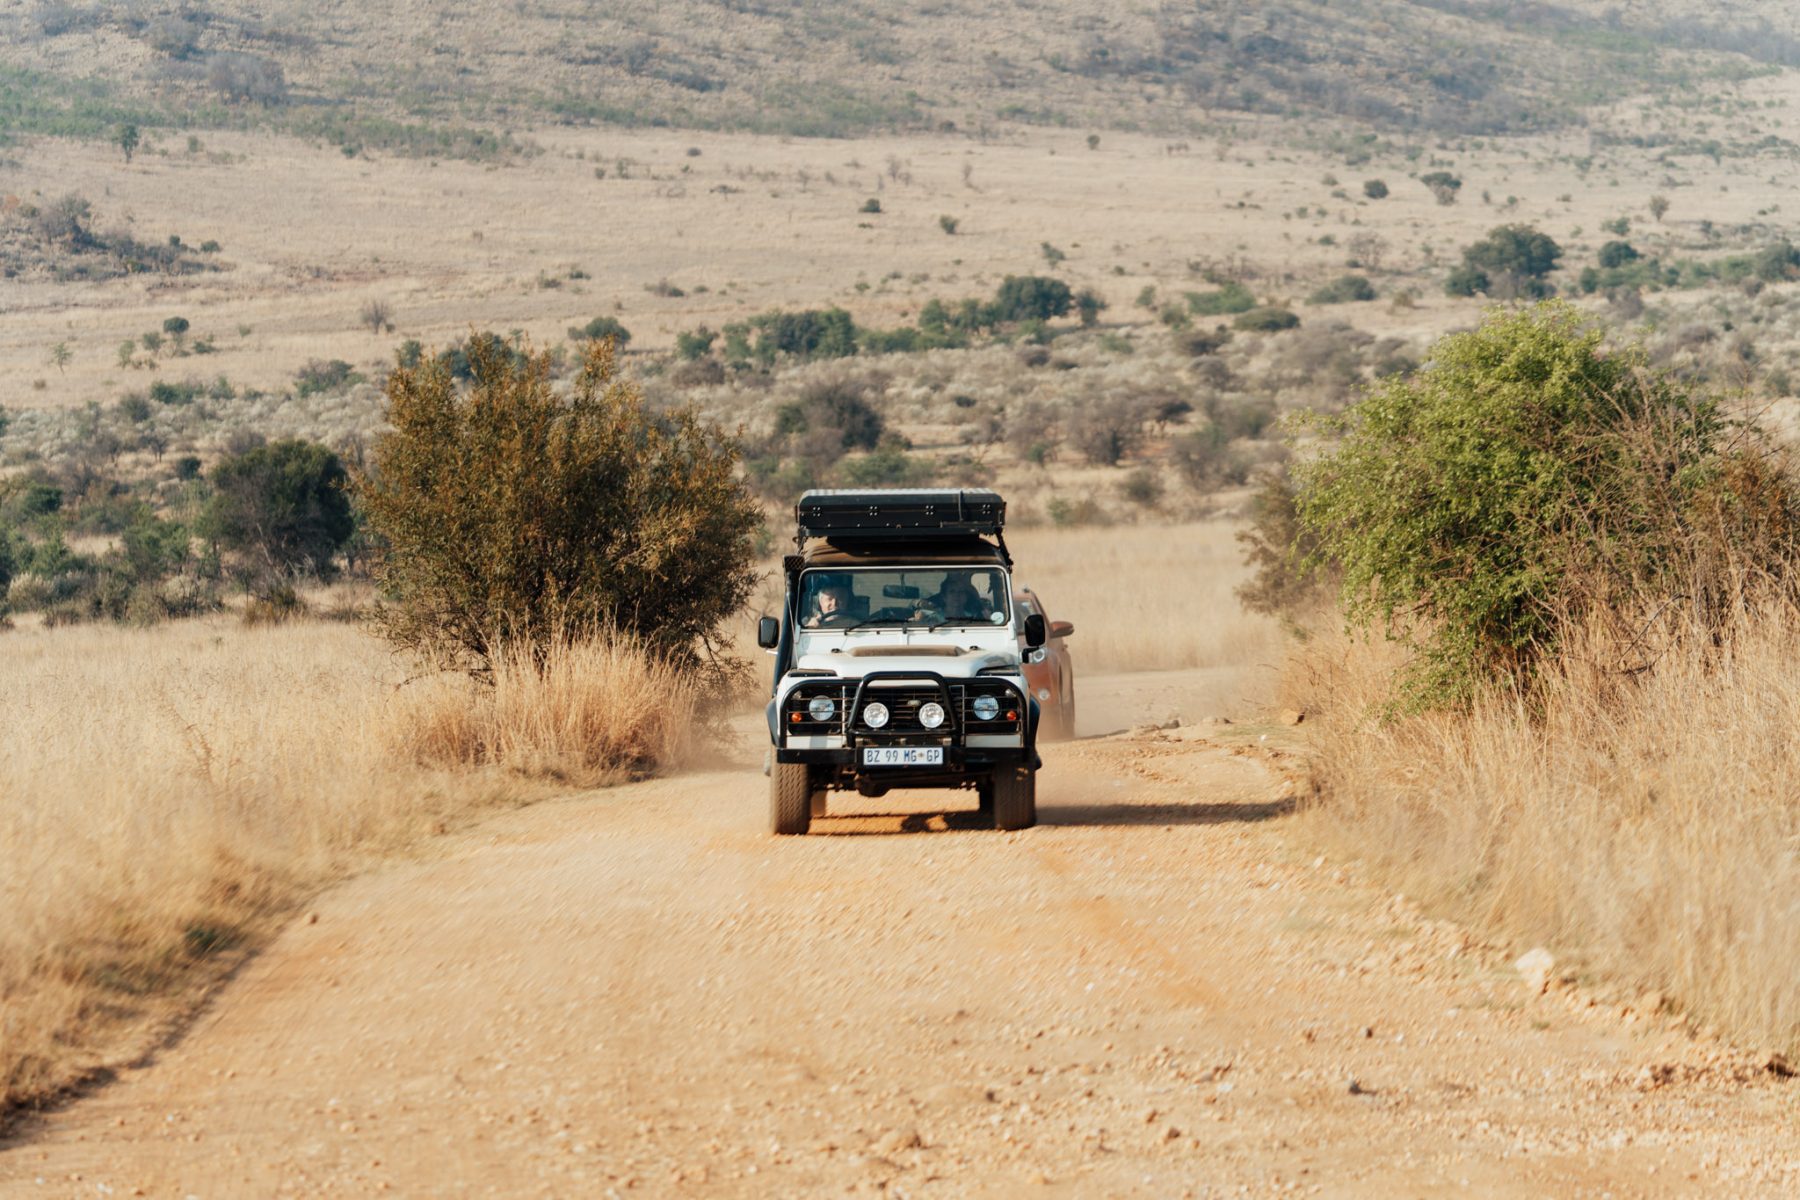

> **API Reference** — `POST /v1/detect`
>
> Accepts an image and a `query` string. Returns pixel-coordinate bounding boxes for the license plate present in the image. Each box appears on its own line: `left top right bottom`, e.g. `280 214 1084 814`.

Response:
862 747 944 767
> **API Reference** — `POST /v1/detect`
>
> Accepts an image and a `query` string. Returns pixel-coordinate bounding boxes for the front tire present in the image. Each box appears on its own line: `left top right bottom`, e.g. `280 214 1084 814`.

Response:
991 765 1037 831
769 761 812 835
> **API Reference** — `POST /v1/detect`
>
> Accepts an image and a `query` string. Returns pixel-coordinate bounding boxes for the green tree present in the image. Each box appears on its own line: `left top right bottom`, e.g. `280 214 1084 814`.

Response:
117 122 140 163
1451 225 1561 298
202 439 355 584
675 326 717 361
356 339 760 680
1362 178 1388 200
1420 171 1461 205
568 315 631 345
48 342 72 374
1295 303 1796 706
991 275 1072 322
1074 288 1107 327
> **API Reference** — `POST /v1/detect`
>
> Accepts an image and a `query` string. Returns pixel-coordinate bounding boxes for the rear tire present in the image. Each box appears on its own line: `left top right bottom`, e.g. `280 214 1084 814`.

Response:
991 765 1037 831
769 762 812 835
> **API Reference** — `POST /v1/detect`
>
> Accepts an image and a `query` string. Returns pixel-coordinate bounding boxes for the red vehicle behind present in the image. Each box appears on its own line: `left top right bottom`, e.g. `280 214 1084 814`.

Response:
1014 587 1076 740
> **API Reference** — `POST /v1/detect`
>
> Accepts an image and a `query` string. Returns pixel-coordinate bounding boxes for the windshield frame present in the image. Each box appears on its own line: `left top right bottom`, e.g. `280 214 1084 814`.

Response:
796 565 1014 633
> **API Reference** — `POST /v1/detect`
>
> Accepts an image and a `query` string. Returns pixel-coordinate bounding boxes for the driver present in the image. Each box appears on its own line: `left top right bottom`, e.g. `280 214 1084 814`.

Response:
805 581 856 628
928 574 990 622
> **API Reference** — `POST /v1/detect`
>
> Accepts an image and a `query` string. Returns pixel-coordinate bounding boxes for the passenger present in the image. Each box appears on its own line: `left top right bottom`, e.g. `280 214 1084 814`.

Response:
929 574 990 622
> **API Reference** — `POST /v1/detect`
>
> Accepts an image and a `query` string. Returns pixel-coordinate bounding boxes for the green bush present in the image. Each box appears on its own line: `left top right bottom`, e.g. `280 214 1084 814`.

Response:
1362 179 1388 200
356 340 761 682
1420 171 1461 205
1307 275 1376 305
1597 240 1640 269
990 275 1072 323
675 326 717 361
203 439 354 584
859 197 882 213
1753 241 1800 283
293 359 361 397
1185 281 1256 316
568 316 631 345
1454 224 1562 298
1233 306 1300 332
1294 303 1799 707
1074 288 1106 327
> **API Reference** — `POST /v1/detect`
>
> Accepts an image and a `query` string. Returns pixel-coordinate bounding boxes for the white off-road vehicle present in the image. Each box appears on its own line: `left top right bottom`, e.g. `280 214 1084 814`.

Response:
758 489 1045 835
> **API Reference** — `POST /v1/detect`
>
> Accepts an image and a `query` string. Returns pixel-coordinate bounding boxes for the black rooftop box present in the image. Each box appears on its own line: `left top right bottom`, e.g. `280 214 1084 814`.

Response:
796 489 1006 540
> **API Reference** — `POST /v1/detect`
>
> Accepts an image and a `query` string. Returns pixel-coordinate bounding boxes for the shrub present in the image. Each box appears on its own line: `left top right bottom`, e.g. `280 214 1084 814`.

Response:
207 52 287 105
356 340 760 683
1450 225 1561 298
1074 288 1107 327
1185 281 1256 316
203 439 355 585
294 359 360 397
1118 467 1162 507
1294 302 1799 707
162 316 190 340
1233 306 1300 332
1362 179 1388 200
568 315 632 345
840 439 933 486
860 197 882 213
938 214 959 235
1068 397 1144 466
1307 275 1376 305
740 308 858 364
675 326 717 361
990 275 1072 323
1177 327 1232 357
173 455 203 481
778 379 886 452
360 300 394 334
1753 241 1800 283
1597 240 1640 269
1420 171 1461 205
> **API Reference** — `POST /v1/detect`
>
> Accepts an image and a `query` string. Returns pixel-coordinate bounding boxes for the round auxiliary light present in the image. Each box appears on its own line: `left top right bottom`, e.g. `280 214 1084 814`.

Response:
863 701 890 729
972 695 1001 721
918 701 946 729
807 695 836 722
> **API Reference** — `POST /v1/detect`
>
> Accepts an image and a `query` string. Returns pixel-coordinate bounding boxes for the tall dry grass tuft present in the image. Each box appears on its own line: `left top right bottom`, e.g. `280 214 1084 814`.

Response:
0 622 689 1112
1289 605 1800 1056
395 636 696 785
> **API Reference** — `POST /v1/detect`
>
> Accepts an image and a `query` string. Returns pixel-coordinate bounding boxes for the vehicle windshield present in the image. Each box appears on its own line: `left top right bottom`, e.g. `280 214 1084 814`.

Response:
799 567 1011 631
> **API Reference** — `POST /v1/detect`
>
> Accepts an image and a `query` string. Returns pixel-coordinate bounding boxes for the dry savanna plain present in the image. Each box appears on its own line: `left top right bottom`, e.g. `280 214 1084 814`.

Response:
4 3 1800 1195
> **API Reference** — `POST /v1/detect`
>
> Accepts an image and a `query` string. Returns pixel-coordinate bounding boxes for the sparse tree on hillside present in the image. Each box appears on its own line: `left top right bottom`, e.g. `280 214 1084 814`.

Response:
360 300 394 335
116 123 140 164
1420 171 1462 206
1649 194 1670 223
48 342 71 374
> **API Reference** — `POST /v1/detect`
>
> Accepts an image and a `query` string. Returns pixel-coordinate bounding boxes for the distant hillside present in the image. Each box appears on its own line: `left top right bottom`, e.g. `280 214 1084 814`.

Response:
5 0 1800 152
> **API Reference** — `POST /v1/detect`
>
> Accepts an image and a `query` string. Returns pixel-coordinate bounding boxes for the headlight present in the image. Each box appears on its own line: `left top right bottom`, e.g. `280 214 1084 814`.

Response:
863 701 890 728
807 695 836 721
918 701 946 729
972 695 1000 721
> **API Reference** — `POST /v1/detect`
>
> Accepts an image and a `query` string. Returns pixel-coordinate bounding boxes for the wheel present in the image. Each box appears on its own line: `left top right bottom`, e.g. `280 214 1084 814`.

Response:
769 761 812 835
977 779 996 817
991 765 1036 831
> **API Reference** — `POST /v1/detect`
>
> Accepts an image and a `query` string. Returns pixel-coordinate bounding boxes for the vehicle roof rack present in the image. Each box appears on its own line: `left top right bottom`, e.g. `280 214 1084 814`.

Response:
794 489 1010 563
795 489 1005 539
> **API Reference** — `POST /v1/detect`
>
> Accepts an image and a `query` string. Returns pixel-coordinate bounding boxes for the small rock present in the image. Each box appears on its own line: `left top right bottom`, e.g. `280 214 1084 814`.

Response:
1279 708 1306 726
1359 1026 1374 1039
1762 1050 1795 1078
1160 1124 1181 1142
1515 947 1556 995
1347 1078 1370 1096
874 1129 923 1156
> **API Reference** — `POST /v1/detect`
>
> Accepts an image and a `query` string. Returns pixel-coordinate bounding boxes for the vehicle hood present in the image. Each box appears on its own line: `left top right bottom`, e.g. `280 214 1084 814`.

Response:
793 643 1019 680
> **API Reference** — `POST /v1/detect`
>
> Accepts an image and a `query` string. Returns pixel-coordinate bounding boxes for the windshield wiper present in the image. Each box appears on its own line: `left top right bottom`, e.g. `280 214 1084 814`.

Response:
843 614 914 633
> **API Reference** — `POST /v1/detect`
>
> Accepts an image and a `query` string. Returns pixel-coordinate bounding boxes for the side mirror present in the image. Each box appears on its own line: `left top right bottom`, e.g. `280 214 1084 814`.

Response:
1023 613 1047 649
1049 619 1075 639
757 616 780 649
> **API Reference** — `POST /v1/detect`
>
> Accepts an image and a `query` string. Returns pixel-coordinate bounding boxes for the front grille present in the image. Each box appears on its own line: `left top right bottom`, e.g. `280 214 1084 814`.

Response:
784 678 1026 736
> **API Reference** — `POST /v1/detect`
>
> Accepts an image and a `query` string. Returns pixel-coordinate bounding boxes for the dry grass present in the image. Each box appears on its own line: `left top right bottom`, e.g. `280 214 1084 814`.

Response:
1008 521 1283 676
0 621 690 1112
1288 610 1800 1055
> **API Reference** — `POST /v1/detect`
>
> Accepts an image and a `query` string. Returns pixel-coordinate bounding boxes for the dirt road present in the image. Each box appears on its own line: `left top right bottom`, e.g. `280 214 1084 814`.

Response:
2 675 1794 1197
